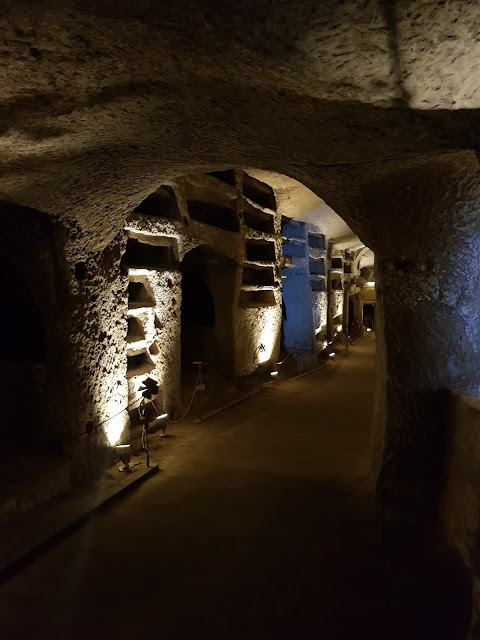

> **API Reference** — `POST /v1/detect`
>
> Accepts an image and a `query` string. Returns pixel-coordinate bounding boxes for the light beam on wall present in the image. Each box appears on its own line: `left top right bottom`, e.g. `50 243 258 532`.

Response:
104 391 128 446
256 307 280 364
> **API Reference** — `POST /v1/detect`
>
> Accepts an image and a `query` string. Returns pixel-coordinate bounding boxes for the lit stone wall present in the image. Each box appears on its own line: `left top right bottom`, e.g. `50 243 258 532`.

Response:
124 170 284 412
60 226 130 476
330 249 345 328
312 290 328 335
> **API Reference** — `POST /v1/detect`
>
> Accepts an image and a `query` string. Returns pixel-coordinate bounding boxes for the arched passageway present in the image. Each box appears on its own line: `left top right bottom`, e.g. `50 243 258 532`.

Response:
3 1 480 630
180 245 236 381
0 258 47 452
363 303 375 330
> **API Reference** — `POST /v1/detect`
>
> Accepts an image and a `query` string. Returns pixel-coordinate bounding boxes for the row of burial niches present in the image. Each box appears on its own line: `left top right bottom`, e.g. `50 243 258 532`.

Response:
122 172 282 421
280 221 329 349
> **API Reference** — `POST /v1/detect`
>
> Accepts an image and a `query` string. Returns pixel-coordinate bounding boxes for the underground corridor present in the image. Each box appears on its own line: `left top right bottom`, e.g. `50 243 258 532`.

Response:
0 334 470 639
4 2 480 638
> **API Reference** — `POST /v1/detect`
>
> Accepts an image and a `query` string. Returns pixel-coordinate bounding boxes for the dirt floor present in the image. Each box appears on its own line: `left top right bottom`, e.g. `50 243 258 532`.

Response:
0 333 471 639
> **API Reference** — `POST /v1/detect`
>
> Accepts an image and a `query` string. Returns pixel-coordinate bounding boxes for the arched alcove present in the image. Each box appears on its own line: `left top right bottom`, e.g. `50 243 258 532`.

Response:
180 245 237 380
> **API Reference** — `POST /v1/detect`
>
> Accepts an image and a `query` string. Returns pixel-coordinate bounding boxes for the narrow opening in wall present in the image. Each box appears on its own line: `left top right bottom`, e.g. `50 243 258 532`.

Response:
309 258 325 275
363 303 375 329
188 200 240 232
243 201 275 234
308 233 326 250
122 238 175 269
311 278 326 292
282 219 305 239
208 170 236 187
239 289 276 308
128 281 155 308
127 316 145 342
331 257 343 270
127 351 155 378
242 265 275 286
245 239 276 262
243 173 277 210
283 240 305 258
133 185 179 219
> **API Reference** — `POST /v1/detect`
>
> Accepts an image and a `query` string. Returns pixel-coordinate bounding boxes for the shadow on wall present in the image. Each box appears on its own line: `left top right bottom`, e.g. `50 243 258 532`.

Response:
180 245 236 380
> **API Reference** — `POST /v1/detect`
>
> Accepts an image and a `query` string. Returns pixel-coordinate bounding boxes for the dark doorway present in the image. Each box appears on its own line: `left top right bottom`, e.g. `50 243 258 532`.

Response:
180 246 236 380
363 303 375 330
348 297 354 336
0 259 48 452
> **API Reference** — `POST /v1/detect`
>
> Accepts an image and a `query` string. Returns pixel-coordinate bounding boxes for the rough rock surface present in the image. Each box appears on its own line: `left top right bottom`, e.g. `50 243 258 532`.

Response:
2 1 480 248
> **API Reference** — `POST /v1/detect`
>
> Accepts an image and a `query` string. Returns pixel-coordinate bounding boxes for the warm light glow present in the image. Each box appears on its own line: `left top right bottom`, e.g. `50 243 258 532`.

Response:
157 413 168 420
270 371 279 377
256 307 280 364
322 340 328 349
104 391 128 446
116 444 130 449
336 325 342 332
105 412 125 446
367 327 372 332
328 353 335 358
366 281 375 287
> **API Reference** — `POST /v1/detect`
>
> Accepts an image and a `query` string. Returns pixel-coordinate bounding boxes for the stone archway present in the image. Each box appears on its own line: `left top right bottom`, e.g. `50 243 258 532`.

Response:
180 245 237 381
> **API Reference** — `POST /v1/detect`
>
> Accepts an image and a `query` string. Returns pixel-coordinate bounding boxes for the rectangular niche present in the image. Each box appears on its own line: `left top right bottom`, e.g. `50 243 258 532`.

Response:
245 239 276 262
188 200 240 232
331 257 343 270
127 316 146 342
127 351 155 378
239 289 276 308
308 233 326 250
282 219 305 240
122 238 175 269
310 278 326 292
208 170 236 187
242 265 275 286
283 241 305 258
243 201 275 234
133 185 179 219
309 258 325 275
128 281 155 308
242 173 277 210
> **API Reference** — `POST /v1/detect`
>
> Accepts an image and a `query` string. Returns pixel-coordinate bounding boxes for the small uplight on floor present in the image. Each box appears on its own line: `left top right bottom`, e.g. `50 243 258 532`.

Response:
336 325 342 332
367 328 372 332
116 444 131 472
328 352 336 359
157 413 169 437
270 370 279 382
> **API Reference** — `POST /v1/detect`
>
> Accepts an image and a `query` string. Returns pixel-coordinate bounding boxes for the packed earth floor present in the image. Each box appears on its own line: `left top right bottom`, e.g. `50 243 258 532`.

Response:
0 334 470 639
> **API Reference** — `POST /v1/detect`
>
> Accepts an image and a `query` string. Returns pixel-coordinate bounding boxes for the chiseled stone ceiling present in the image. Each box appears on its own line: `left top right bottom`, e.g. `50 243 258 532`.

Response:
1 1 479 248
246 169 365 251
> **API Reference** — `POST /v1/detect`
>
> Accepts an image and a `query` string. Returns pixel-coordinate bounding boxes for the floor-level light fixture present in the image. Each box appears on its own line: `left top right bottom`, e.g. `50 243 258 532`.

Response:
157 412 169 437
116 444 131 472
